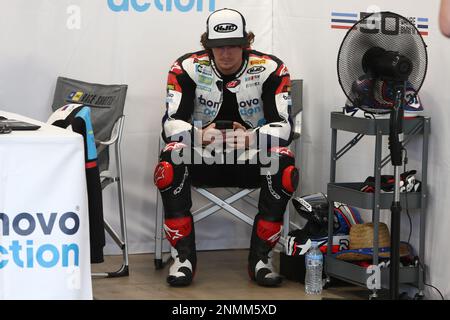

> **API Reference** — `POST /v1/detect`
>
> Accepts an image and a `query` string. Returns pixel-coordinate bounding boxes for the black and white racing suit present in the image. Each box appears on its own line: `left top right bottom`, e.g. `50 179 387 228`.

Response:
154 49 299 286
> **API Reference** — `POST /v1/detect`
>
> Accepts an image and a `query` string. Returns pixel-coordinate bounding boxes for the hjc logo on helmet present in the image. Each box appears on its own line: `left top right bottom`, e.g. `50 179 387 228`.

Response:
213 23 238 33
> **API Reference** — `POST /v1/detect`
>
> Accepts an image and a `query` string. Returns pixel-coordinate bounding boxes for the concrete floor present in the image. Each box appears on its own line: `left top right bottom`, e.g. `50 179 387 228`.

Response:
92 250 368 300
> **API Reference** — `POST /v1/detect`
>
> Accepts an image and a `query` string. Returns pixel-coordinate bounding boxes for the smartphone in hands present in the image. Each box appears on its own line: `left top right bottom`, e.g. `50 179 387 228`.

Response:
214 120 234 130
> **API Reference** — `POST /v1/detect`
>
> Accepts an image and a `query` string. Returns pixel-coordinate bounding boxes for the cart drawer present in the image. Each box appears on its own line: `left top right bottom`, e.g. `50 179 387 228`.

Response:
325 256 419 289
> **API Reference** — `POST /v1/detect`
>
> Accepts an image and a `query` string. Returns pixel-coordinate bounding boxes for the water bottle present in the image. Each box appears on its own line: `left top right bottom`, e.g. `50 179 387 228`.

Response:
305 241 323 295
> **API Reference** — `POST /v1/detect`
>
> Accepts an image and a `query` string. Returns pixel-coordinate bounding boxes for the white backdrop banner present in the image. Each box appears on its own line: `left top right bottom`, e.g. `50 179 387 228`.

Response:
0 0 273 255
0 0 449 299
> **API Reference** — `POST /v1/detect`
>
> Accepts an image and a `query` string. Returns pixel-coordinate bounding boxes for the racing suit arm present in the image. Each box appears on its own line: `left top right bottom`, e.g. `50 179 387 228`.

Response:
162 57 197 144
258 68 293 148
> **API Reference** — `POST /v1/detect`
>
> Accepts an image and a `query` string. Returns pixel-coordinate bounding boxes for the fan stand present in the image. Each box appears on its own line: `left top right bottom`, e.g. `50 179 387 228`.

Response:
388 82 406 300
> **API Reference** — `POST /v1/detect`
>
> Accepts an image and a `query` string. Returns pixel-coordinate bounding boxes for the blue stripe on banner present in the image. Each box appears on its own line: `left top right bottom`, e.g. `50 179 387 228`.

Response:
331 18 357 24
331 12 358 18
417 24 428 29
76 107 98 161
418 17 429 22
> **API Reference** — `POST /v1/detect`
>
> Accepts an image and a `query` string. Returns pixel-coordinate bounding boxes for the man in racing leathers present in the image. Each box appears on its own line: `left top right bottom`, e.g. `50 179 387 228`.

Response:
154 8 299 287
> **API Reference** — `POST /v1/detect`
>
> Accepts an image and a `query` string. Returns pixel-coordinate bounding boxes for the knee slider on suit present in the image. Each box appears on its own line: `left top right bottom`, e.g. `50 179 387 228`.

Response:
259 147 299 218
154 142 192 214
270 147 299 196
154 142 189 191
154 161 175 190
267 146 299 195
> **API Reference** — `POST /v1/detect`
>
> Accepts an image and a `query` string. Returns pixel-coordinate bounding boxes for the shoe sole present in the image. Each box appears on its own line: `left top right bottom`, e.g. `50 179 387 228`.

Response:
167 276 192 287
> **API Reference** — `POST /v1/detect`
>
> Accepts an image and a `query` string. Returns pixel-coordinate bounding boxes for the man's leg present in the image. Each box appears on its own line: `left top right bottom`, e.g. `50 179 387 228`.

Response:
154 142 196 286
249 147 299 287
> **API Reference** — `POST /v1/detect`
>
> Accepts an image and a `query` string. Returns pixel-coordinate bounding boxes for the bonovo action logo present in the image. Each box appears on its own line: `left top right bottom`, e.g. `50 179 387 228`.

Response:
0 212 81 269
108 0 216 12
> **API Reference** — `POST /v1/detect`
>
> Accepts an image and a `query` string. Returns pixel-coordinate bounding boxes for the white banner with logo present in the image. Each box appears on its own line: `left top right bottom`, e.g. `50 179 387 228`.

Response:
1 0 449 299
0 112 92 300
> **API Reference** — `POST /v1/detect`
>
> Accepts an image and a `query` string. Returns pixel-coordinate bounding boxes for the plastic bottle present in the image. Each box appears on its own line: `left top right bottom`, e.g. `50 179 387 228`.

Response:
305 241 323 295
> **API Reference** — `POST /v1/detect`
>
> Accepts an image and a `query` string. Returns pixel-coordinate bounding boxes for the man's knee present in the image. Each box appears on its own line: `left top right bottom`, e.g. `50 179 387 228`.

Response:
154 160 175 191
259 147 299 217
263 147 299 194
154 142 189 188
267 146 299 194
154 142 192 215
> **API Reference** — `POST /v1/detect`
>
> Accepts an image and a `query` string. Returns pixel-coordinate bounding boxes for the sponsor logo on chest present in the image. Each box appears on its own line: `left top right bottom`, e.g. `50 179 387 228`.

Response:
246 82 260 88
198 95 219 109
247 66 266 74
250 59 266 65
239 98 260 108
198 74 213 85
245 75 260 82
226 80 241 93
196 64 212 76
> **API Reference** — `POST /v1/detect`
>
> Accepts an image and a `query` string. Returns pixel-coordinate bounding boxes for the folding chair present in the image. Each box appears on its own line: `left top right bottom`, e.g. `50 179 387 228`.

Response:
51 77 130 277
154 79 303 269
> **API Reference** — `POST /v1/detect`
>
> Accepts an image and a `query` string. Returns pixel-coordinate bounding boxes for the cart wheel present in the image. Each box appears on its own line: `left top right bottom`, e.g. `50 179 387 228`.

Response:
154 259 163 270
322 278 331 289
399 292 411 300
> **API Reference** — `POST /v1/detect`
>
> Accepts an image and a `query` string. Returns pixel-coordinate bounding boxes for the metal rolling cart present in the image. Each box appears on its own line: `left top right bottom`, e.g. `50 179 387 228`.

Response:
324 111 430 299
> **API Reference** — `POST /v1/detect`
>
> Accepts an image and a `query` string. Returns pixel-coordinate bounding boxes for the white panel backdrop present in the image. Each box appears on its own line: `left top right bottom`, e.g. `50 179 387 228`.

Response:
0 0 448 299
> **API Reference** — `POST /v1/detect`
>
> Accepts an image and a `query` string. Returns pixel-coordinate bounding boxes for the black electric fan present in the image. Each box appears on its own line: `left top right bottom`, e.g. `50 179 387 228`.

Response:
336 11 427 299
